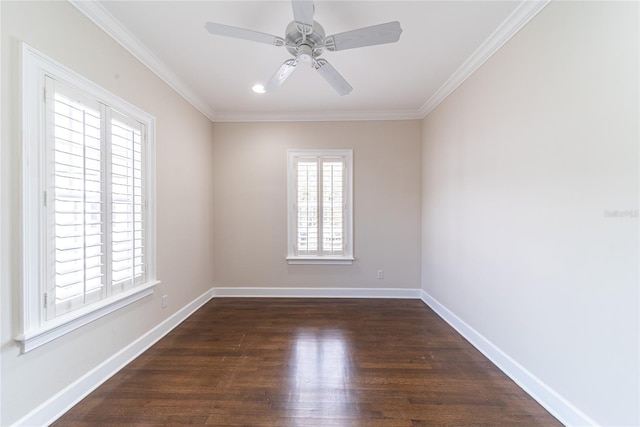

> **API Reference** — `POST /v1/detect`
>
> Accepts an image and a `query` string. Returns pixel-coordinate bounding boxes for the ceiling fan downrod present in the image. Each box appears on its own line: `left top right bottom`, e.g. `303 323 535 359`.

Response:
204 0 402 96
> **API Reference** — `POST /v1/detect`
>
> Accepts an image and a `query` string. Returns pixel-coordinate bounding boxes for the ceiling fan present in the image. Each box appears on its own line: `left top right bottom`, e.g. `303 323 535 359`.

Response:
204 0 402 96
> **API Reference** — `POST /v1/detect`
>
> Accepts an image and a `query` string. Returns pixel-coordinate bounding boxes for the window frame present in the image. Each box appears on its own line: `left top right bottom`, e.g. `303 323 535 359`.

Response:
16 43 159 353
286 149 354 265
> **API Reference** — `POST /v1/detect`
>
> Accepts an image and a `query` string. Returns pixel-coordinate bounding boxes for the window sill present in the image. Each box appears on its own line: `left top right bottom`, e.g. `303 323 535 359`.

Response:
15 280 159 353
286 256 354 265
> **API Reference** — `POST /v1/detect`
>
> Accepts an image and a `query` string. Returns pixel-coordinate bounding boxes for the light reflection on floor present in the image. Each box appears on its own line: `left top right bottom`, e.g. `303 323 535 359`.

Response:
287 329 357 422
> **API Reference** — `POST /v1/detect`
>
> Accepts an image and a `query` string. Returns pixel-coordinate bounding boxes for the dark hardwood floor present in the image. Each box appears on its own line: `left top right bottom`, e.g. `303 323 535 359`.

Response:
53 298 561 426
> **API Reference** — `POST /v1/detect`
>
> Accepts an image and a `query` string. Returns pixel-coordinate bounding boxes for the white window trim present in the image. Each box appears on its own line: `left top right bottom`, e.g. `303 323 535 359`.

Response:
286 149 354 265
17 43 159 353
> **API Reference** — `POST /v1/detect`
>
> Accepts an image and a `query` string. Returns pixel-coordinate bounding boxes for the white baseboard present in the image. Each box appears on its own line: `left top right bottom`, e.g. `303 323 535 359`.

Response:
14 287 591 426
419 289 596 427
211 286 422 299
14 288 214 427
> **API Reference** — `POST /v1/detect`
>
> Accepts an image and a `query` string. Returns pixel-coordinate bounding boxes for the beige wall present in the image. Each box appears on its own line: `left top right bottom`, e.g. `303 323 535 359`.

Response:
212 120 422 290
421 1 639 425
2 0 636 425
0 1 215 424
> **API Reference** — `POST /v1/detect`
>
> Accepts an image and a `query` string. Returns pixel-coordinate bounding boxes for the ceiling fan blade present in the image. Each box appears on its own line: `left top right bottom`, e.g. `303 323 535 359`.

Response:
325 21 402 51
205 22 284 46
291 0 315 28
314 59 353 96
264 59 299 92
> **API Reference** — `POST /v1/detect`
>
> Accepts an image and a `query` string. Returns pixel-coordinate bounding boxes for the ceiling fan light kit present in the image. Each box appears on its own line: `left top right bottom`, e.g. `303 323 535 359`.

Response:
205 0 402 96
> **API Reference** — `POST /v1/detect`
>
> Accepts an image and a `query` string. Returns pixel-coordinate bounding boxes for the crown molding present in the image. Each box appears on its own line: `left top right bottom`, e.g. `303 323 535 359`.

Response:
212 108 424 123
69 0 548 123
418 0 550 118
68 0 217 122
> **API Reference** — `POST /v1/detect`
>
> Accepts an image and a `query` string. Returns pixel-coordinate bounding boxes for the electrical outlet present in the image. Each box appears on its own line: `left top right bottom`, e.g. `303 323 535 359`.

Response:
377 270 384 279
162 294 168 308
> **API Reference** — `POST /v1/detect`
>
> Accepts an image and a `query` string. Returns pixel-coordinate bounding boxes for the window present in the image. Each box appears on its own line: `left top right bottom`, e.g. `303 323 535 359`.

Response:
17 44 158 352
287 149 353 264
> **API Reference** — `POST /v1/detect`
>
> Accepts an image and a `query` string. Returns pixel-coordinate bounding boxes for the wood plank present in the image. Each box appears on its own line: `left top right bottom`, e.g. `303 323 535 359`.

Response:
52 298 561 426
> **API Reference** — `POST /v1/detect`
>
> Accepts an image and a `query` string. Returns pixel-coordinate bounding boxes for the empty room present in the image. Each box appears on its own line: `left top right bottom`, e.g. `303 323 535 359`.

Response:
0 0 638 426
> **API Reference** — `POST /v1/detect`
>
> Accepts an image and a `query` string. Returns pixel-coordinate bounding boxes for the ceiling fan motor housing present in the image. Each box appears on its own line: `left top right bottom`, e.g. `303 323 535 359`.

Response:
285 20 326 59
205 1 401 96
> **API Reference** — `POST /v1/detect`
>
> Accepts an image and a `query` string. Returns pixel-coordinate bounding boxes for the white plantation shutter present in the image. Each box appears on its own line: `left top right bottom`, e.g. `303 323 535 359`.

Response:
296 159 319 254
322 160 344 255
44 77 147 319
110 111 146 291
20 44 157 352
288 150 353 263
47 81 106 317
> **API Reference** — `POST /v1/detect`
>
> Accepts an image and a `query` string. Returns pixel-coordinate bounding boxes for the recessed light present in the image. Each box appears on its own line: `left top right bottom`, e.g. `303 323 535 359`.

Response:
252 84 265 94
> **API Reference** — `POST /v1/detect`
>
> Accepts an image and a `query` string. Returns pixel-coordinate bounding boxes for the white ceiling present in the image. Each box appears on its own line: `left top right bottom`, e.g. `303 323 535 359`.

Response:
73 1 548 122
